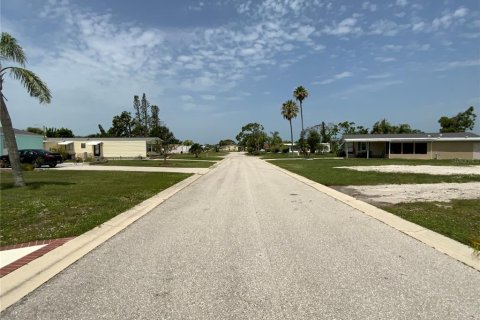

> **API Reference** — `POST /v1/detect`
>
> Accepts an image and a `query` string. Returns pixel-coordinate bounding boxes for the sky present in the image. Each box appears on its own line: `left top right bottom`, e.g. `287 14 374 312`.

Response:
1 0 479 143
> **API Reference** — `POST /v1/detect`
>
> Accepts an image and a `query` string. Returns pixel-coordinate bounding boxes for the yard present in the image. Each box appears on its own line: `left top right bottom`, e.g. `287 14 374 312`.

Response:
0 170 191 246
268 158 480 248
91 159 216 168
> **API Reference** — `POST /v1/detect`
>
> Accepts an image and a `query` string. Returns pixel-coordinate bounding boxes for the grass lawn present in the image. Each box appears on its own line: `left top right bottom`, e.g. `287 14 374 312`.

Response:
92 159 215 168
384 200 480 247
168 152 227 161
268 158 480 186
267 158 480 248
261 153 336 159
0 170 191 246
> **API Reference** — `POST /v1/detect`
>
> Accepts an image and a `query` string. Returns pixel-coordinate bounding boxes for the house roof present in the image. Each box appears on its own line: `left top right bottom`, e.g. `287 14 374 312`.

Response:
0 127 43 136
343 132 480 142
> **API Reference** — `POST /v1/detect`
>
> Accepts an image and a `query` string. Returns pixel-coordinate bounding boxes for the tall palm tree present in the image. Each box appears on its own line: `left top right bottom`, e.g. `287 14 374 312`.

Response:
293 85 309 135
0 32 51 187
281 100 299 152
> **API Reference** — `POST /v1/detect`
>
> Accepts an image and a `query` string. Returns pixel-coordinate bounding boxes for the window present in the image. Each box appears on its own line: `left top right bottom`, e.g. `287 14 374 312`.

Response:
403 143 414 154
415 143 427 154
358 142 367 151
81 143 86 148
391 143 401 154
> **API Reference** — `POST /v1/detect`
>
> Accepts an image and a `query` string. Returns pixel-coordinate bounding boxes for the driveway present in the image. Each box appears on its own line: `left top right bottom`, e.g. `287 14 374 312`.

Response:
53 162 209 174
2 153 479 319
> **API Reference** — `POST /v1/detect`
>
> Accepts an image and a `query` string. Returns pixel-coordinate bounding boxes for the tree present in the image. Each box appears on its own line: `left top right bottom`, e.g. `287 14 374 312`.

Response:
98 124 109 137
151 125 179 162
236 122 267 153
281 100 299 152
45 127 74 138
189 143 203 158
306 128 321 153
0 33 51 186
218 139 235 146
149 104 160 135
108 111 134 137
439 106 476 133
26 127 44 135
140 93 150 136
371 118 394 134
268 131 283 152
293 86 309 134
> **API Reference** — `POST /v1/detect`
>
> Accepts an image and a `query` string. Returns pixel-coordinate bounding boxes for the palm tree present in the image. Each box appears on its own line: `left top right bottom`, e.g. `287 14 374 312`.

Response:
281 100 299 153
189 143 203 158
0 32 51 187
293 86 309 135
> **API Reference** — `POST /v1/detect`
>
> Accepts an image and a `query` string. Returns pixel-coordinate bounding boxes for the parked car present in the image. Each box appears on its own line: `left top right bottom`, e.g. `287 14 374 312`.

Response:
0 149 63 168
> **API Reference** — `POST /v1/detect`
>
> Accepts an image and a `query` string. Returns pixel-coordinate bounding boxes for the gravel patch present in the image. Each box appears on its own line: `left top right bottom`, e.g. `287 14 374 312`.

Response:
336 165 480 176
338 182 480 204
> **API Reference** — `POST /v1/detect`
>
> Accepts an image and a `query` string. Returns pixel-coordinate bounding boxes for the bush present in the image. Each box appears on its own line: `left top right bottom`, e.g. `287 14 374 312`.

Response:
21 163 35 171
282 146 290 153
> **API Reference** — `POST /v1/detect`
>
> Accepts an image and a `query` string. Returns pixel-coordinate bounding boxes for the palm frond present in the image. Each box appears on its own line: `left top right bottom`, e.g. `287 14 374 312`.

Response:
0 33 27 66
9 67 51 104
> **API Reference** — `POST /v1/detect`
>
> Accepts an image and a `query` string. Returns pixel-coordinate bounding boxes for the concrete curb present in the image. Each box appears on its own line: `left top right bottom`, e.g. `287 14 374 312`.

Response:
0 172 206 312
263 160 480 272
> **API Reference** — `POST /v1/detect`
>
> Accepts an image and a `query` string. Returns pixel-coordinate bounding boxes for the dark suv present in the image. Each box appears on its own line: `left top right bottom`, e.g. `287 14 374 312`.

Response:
0 149 63 168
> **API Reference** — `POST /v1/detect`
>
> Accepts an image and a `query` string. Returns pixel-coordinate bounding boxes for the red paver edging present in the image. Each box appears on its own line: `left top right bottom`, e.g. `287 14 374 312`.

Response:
0 237 75 278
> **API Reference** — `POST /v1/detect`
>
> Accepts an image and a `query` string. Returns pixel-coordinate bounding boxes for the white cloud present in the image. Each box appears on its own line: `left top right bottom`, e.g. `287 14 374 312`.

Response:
366 73 392 79
323 17 362 36
453 7 468 18
383 44 403 51
396 0 408 7
362 2 377 12
201 94 216 101
369 20 403 36
375 57 396 62
435 59 480 71
315 71 353 85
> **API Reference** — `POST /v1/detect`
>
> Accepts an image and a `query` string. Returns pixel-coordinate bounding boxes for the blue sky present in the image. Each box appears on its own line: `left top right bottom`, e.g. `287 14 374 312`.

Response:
1 0 479 143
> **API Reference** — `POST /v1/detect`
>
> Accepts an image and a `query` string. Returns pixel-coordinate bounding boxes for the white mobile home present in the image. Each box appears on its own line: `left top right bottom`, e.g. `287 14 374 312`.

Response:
44 137 161 160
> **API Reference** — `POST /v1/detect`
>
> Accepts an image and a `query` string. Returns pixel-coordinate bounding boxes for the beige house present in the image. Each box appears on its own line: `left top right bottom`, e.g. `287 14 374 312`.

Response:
219 144 238 152
343 132 480 160
44 137 161 160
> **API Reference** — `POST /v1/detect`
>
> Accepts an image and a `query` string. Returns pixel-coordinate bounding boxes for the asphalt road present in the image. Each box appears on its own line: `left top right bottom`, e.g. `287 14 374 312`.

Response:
2 153 479 319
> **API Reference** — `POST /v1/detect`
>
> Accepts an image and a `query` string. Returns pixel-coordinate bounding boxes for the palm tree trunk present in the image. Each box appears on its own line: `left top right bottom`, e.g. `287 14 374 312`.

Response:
0 94 26 187
289 119 294 153
299 101 304 135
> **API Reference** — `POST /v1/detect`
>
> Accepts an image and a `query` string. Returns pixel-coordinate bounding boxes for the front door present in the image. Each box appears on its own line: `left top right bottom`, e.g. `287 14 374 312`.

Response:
474 143 480 160
93 144 101 157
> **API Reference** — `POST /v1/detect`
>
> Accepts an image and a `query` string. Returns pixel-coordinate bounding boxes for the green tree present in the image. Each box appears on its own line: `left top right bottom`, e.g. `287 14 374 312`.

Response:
306 128 321 153
151 125 179 162
371 118 394 134
439 106 476 133
189 143 203 158
281 100 299 152
108 111 134 137
26 127 44 135
268 131 283 152
218 139 235 146
45 127 74 138
293 86 309 134
236 122 266 153
149 104 160 135
0 32 51 186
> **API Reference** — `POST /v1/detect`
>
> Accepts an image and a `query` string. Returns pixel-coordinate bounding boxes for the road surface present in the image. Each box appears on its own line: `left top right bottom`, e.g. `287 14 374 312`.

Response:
2 153 479 319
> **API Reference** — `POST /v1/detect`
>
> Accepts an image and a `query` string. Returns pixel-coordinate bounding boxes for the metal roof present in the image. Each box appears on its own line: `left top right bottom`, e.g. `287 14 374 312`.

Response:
343 132 480 142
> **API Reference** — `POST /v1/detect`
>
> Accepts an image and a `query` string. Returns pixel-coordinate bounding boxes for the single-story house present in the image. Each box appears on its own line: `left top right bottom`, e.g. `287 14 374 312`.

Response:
44 137 161 160
219 144 238 152
0 128 44 155
170 145 191 154
343 132 480 160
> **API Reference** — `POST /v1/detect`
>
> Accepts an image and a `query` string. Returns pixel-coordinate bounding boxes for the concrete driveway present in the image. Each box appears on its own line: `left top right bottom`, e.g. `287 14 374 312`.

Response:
2 153 479 319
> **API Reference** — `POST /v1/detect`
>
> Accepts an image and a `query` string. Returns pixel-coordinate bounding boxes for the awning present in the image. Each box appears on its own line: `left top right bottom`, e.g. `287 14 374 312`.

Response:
57 141 74 145
86 141 102 146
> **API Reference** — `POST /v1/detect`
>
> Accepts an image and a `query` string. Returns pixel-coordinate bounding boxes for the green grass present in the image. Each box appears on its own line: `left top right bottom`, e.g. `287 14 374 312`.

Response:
168 152 228 161
92 160 216 168
268 158 480 186
0 171 191 246
261 153 336 159
383 200 480 247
